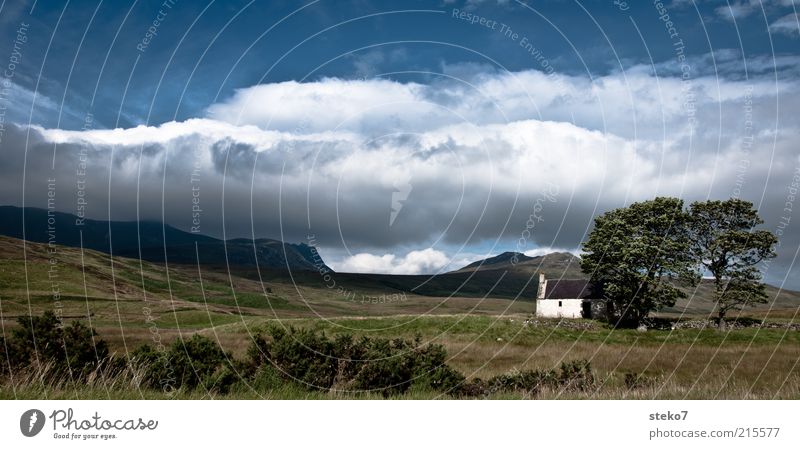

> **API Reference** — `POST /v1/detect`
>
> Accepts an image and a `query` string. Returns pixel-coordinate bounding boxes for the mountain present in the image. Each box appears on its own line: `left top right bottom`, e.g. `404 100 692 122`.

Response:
457 252 534 271
0 206 329 272
453 251 584 279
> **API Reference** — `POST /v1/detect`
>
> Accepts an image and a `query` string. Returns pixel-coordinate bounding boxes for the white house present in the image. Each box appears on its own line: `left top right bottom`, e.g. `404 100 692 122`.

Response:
535 273 606 319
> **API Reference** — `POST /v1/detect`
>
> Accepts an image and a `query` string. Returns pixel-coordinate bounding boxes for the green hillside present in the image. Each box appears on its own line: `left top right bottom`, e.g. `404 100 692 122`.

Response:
0 236 534 350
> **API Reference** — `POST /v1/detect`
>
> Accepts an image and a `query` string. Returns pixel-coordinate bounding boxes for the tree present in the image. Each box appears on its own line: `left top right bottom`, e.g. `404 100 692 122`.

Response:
581 197 698 327
688 199 777 328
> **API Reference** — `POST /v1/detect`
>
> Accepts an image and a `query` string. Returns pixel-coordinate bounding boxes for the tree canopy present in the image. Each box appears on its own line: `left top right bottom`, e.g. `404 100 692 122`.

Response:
581 197 698 326
688 199 777 327
581 197 777 328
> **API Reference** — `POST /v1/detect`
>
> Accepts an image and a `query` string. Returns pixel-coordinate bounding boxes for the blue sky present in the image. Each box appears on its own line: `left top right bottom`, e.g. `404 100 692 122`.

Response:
2 0 797 129
1 0 799 287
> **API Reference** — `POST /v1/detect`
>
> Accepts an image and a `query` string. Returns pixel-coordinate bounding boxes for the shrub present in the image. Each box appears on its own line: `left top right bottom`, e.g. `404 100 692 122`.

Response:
0 335 9 376
245 333 271 370
558 360 595 391
410 342 465 393
130 344 177 392
132 334 230 392
251 364 284 391
456 378 490 398
350 338 415 396
474 360 594 397
61 320 109 374
330 334 370 385
624 372 661 390
203 365 241 395
170 334 229 390
266 326 339 389
486 368 557 396
6 311 109 378
245 327 466 396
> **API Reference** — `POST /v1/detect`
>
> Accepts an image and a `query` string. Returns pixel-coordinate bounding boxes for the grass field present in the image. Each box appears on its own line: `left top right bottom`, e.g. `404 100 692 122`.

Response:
2 314 798 399
1 236 799 399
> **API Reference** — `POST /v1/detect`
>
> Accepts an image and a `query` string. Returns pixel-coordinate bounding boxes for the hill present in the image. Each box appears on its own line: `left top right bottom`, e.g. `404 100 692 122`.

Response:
0 207 550 302
0 206 329 272
0 235 536 349
452 251 584 279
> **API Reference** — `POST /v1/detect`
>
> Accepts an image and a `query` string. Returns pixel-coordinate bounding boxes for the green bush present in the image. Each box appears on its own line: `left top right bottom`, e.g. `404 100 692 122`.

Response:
456 378 490 398
61 320 109 374
624 372 660 390
461 360 595 398
203 364 241 395
350 338 415 396
171 335 229 390
0 335 9 376
411 342 465 393
4 311 108 378
245 333 271 370
245 327 466 396
251 364 284 391
266 326 339 389
330 334 370 385
557 360 595 391
129 344 177 392
485 368 557 396
131 334 231 392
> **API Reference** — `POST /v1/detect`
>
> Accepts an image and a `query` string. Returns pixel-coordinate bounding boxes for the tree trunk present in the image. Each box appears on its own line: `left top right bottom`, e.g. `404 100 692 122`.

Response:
715 275 726 330
717 308 726 330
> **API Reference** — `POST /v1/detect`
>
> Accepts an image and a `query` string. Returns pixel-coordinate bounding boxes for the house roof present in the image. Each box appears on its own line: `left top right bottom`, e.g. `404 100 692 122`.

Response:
544 279 603 300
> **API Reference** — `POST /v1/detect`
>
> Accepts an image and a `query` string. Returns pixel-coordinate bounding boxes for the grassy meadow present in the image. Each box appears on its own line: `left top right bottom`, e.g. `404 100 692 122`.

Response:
1 236 799 399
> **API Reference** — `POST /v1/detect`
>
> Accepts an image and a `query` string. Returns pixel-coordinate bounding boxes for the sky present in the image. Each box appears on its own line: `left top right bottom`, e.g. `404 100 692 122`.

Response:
0 0 798 287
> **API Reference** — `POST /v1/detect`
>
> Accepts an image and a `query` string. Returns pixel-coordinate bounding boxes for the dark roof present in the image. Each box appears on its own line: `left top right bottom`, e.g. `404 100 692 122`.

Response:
544 279 603 300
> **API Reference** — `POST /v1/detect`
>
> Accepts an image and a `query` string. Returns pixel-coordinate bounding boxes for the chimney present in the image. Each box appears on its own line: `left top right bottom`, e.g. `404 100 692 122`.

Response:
537 273 546 299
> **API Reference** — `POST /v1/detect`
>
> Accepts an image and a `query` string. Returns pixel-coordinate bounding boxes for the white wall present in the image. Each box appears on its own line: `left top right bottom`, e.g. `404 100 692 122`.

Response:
535 299 583 318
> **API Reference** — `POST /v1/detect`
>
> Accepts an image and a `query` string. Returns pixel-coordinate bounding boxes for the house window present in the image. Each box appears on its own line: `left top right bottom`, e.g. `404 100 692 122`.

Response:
558 301 562 307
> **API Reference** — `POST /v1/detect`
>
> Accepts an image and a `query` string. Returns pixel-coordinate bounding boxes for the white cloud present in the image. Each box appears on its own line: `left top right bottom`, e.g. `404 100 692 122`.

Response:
523 247 579 258
0 77 72 132
3 61 799 282
715 1 759 21
331 248 450 274
330 247 579 275
770 13 800 35
201 65 798 146
205 78 438 136
679 0 798 23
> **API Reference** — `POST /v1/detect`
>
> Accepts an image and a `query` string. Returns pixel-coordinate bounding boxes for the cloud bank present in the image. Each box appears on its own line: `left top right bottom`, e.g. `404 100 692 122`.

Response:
2 62 799 283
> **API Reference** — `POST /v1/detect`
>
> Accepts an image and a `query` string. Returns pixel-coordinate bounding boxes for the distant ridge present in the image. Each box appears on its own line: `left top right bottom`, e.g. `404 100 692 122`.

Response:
458 251 533 271
452 251 584 279
0 206 330 272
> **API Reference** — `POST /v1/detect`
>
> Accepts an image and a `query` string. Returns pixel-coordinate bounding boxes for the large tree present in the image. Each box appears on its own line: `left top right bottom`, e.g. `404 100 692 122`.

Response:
581 197 698 327
688 199 777 328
